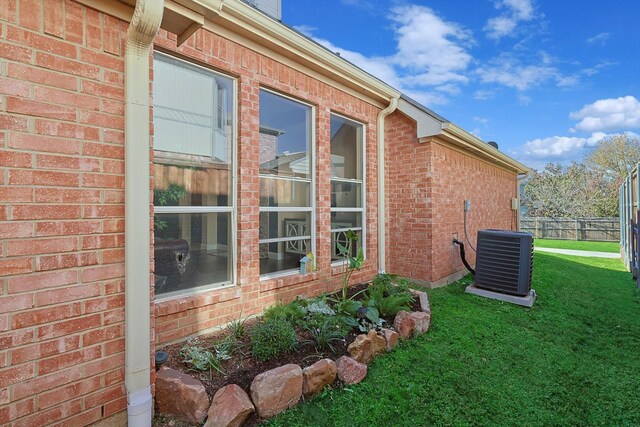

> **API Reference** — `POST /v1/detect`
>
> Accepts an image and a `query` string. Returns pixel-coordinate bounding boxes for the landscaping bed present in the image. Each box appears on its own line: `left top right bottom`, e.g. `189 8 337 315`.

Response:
153 274 430 426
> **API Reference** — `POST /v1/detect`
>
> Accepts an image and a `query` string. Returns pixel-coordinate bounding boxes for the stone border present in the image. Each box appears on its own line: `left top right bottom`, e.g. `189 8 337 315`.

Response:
156 289 432 426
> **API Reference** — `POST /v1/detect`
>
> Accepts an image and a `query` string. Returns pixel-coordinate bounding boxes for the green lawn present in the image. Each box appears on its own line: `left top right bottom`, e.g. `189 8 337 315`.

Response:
267 253 640 427
534 238 620 253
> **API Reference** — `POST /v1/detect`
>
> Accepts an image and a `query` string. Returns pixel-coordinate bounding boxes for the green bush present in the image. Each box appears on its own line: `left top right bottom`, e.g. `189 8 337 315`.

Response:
366 274 414 318
250 318 298 361
263 299 307 327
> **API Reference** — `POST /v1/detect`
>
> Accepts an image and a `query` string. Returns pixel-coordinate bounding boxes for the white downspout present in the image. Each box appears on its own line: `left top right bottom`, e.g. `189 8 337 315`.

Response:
377 97 399 273
124 1 163 426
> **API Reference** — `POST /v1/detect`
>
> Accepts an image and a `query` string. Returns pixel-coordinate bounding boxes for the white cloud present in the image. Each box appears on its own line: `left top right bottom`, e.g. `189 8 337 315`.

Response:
587 32 610 45
301 4 474 106
475 54 578 91
390 5 473 85
513 130 640 169
484 0 535 40
474 89 496 100
569 96 640 132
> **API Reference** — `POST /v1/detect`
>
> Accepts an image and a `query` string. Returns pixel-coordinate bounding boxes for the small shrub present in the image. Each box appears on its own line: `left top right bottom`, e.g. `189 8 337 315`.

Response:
180 337 225 377
303 318 346 352
250 318 298 361
263 299 307 326
366 275 414 318
226 313 248 340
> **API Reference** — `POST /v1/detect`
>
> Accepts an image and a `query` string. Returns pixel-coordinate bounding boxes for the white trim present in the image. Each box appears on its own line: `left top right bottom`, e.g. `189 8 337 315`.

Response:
259 268 303 281
155 206 234 213
259 206 313 213
330 227 363 233
259 235 310 244
258 174 312 183
330 207 364 213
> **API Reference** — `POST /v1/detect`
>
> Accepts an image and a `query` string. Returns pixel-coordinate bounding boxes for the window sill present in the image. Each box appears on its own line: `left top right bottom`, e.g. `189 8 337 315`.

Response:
260 271 319 292
155 283 241 317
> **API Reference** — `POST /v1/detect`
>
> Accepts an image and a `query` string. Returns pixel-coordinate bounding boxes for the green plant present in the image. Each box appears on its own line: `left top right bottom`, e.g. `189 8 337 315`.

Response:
226 313 249 340
302 318 346 352
250 318 298 361
154 183 187 234
180 337 226 377
365 282 413 318
263 299 308 327
336 230 365 302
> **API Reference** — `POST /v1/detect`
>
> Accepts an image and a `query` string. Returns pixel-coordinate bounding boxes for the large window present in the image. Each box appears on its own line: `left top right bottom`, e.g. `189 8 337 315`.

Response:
152 53 236 297
259 89 314 276
330 114 365 260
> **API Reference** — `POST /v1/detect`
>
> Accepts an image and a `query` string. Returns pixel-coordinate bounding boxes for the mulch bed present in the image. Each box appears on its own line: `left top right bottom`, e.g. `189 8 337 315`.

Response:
155 282 421 426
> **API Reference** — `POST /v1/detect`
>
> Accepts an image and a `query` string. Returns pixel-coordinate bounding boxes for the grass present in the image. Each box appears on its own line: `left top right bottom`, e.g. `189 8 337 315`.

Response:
267 252 640 427
534 238 619 253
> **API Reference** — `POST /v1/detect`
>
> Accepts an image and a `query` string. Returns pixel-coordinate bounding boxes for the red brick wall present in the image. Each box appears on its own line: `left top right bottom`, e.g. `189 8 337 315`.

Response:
385 118 518 284
0 1 129 425
385 112 433 281
428 141 518 282
151 29 382 344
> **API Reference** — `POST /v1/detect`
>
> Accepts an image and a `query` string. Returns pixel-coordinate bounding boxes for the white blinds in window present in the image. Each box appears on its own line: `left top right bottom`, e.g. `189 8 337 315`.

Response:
154 56 219 158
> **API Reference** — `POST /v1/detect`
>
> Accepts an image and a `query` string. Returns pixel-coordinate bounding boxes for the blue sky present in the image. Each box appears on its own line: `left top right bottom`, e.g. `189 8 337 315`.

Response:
281 0 640 170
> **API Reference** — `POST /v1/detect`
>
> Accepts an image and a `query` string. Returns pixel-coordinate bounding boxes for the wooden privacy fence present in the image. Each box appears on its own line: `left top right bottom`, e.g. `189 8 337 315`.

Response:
520 217 619 241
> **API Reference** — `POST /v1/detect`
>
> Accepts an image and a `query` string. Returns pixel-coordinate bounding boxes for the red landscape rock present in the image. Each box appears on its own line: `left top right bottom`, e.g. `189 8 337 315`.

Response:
204 384 254 427
347 330 387 364
409 311 431 334
250 364 303 418
394 310 417 338
155 367 209 425
381 328 399 350
302 358 337 397
336 356 367 385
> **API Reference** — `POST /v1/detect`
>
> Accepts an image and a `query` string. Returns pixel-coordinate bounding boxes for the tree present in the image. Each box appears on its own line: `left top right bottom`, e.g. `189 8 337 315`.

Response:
522 162 617 217
584 133 640 187
522 133 640 218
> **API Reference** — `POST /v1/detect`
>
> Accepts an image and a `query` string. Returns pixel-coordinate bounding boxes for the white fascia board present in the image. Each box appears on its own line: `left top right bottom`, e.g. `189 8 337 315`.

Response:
397 98 444 138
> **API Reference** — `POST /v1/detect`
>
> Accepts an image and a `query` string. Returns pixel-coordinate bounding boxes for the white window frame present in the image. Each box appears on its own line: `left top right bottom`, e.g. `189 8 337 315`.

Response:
330 112 366 265
153 52 238 300
258 88 316 279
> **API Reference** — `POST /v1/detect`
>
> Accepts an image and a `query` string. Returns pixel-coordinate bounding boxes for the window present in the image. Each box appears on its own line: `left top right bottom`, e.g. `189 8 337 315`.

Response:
152 53 236 298
330 114 365 260
259 89 314 276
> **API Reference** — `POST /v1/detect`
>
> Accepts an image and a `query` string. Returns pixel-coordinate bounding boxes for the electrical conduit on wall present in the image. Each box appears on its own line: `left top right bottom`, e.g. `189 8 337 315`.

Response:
377 97 399 273
124 1 164 426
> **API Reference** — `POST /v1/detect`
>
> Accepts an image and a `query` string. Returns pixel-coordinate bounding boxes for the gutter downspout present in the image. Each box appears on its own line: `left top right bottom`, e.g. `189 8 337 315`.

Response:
377 97 399 273
124 1 163 426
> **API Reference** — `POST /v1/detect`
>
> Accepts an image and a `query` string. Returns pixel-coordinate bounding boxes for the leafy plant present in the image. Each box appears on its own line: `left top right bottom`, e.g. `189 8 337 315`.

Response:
263 299 308 327
180 337 226 377
154 183 187 233
355 300 384 332
250 318 298 361
336 230 365 302
302 318 346 352
226 313 249 340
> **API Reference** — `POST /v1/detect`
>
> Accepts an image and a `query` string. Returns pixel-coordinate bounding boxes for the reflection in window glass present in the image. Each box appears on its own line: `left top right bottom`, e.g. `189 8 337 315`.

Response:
330 114 365 261
259 90 313 275
154 213 231 296
153 53 235 296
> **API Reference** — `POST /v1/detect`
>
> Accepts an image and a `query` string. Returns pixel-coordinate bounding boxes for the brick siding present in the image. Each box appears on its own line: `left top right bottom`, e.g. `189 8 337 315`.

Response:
0 2 128 425
385 111 518 283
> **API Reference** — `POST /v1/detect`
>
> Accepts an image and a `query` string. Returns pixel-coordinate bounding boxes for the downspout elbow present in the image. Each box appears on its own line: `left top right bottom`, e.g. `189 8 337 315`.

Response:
124 1 163 427
377 96 399 274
